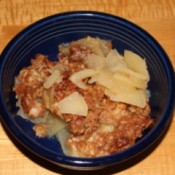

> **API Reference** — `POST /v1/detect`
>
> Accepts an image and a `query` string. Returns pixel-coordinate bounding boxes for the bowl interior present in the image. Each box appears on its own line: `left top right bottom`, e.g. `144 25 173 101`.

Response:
0 12 174 168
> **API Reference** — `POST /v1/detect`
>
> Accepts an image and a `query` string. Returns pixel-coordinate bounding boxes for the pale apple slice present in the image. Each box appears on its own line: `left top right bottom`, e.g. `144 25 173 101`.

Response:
90 68 114 90
113 68 148 89
55 128 70 155
45 113 66 137
105 49 126 72
69 69 97 89
86 54 106 69
44 70 62 89
105 87 147 108
57 92 88 116
124 50 149 78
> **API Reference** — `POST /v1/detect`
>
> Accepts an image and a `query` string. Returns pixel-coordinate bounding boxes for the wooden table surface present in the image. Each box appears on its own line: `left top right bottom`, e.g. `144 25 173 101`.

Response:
0 0 175 174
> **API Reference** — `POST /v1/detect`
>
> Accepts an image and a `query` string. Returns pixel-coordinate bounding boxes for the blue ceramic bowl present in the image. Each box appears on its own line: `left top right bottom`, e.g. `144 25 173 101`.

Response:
0 11 174 170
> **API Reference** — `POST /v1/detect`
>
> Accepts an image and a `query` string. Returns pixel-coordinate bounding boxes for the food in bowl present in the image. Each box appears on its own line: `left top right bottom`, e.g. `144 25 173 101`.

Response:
13 36 154 157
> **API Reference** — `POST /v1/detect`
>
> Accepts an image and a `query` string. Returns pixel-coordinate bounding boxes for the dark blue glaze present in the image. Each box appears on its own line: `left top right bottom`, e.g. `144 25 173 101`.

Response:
0 11 174 170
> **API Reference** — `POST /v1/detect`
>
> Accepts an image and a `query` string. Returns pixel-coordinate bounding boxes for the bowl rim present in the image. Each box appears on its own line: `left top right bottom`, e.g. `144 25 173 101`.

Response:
0 11 175 168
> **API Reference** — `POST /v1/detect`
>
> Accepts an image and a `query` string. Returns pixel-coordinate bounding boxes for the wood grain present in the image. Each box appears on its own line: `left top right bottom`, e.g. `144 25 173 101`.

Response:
0 0 175 174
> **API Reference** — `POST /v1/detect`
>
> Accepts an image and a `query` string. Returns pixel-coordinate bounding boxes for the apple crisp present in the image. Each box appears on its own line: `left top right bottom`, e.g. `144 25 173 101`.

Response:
13 36 153 157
